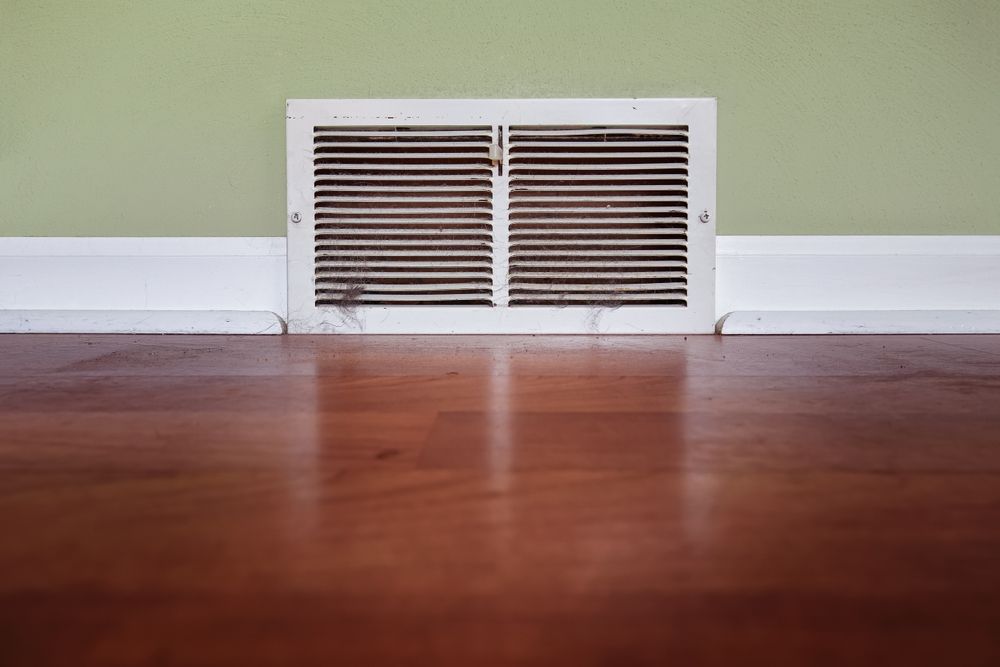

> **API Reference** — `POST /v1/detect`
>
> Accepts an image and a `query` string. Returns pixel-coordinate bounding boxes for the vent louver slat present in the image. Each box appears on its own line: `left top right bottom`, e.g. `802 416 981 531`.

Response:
312 125 494 306
506 125 690 307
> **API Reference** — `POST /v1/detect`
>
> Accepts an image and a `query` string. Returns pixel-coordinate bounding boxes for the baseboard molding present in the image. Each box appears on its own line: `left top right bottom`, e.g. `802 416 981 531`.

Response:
0 237 286 313
0 310 285 334
2 235 999 334
716 235 1000 314
718 310 1000 335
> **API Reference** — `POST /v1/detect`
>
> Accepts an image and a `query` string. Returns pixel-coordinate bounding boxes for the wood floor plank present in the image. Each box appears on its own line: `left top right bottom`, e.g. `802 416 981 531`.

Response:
3 334 1000 378
3 372 999 415
0 411 434 473
3 469 999 595
1 334 999 665
420 410 1000 472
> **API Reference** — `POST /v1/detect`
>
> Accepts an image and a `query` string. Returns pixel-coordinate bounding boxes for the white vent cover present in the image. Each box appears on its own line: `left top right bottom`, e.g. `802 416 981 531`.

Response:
287 99 715 333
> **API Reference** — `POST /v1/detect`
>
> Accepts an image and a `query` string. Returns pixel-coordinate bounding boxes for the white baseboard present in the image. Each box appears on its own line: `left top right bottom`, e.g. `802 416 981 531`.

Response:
0 237 286 313
1 235 998 334
718 310 1000 335
716 235 1000 314
0 310 285 334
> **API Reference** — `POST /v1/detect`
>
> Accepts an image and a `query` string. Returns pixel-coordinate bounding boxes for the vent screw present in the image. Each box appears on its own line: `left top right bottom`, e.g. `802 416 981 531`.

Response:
290 212 302 224
699 210 711 224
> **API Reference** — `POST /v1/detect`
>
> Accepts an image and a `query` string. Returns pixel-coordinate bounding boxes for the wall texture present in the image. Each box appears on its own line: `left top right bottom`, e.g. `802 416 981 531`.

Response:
2 0 998 237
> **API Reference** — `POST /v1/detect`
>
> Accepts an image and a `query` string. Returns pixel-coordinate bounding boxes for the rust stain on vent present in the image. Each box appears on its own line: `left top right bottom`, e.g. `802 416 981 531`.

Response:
312 126 494 307
506 125 689 307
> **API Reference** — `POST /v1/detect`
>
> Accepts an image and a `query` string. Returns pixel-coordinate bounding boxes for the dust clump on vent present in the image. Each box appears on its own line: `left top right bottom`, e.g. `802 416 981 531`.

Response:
584 289 628 333
320 275 365 330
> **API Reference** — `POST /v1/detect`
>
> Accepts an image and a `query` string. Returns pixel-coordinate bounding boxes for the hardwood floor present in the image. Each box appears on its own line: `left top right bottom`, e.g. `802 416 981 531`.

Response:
1 334 999 666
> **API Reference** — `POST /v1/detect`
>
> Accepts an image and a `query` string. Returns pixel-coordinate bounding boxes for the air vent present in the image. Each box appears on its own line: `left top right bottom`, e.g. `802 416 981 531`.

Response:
287 99 716 333
312 126 495 306
507 125 689 307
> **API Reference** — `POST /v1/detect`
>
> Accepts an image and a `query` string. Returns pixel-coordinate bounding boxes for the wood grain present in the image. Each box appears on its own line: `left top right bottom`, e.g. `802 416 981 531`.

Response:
1 334 999 666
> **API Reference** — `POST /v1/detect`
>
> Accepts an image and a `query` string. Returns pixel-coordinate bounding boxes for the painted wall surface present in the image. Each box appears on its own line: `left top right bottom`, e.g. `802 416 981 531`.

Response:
1 0 998 237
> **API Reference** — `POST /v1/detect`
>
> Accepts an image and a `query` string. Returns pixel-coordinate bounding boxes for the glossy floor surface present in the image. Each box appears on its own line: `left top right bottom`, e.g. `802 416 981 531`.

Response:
2 334 999 666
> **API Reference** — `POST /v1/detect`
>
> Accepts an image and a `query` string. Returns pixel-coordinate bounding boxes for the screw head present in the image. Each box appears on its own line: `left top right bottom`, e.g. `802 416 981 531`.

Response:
290 212 302 224
699 210 711 224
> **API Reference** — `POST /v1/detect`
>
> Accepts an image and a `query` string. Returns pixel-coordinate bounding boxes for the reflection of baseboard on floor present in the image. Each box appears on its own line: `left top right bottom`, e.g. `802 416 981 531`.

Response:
717 310 1000 335
0 310 286 335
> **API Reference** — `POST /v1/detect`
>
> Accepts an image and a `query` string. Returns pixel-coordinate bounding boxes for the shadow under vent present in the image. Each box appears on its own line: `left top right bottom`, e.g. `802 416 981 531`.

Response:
507 126 689 306
313 126 494 306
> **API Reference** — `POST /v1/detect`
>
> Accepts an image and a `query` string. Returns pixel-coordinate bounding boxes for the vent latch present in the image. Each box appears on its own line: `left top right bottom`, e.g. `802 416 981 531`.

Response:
488 143 503 166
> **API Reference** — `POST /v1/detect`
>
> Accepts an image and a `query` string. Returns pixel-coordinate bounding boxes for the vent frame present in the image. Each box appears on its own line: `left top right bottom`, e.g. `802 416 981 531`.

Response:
287 99 716 333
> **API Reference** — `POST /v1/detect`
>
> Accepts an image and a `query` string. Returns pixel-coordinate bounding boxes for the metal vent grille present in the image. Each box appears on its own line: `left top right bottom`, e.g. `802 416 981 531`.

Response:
312 126 494 306
506 125 689 306
288 99 716 334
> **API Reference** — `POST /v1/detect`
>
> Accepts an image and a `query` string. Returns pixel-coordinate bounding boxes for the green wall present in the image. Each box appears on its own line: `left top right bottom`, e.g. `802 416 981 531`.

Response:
2 0 998 237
